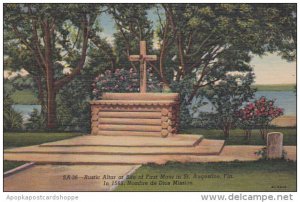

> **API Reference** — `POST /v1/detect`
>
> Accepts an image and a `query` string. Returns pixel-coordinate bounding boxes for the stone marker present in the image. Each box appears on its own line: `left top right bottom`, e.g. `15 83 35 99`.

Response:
266 132 283 159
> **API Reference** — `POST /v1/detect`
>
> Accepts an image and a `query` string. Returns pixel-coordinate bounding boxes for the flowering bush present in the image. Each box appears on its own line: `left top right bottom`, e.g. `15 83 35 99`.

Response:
204 73 255 139
237 96 284 140
92 68 163 99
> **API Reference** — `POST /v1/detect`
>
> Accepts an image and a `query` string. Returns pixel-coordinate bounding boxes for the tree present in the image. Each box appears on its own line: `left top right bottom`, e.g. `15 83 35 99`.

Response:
205 72 255 138
4 34 48 118
158 4 296 102
4 4 104 129
4 82 23 131
108 4 154 71
55 43 113 132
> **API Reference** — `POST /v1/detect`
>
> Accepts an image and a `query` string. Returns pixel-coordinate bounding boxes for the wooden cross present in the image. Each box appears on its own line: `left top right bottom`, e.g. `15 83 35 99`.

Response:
128 41 157 93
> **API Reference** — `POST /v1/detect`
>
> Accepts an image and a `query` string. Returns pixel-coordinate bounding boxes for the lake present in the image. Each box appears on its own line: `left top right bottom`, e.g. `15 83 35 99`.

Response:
12 91 296 120
192 91 296 118
12 105 41 120
255 91 296 116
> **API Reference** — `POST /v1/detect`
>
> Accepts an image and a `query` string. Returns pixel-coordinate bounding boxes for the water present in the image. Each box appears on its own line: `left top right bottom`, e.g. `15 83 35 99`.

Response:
255 91 296 116
12 91 296 121
12 104 41 120
190 91 296 117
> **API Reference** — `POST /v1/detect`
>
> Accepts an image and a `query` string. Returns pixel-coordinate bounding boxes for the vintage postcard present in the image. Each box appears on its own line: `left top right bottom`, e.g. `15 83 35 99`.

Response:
2 1 297 198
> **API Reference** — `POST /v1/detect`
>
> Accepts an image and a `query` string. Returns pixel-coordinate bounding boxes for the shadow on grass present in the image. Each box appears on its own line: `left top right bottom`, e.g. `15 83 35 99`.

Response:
4 132 83 149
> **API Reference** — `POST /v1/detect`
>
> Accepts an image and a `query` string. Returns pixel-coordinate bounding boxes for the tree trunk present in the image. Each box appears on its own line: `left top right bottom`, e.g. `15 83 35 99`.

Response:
260 127 269 142
158 17 171 91
43 20 57 130
244 129 252 141
45 63 56 130
33 75 46 125
47 89 57 129
223 125 230 139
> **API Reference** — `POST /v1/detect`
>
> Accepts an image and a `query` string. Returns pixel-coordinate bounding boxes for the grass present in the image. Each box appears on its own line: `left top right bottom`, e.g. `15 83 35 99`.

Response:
4 132 83 149
11 89 39 105
253 84 295 91
182 128 297 146
4 161 29 173
115 160 296 191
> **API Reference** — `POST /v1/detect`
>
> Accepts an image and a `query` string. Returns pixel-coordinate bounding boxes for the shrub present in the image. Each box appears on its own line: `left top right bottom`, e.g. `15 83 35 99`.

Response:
56 74 93 133
205 73 255 138
170 75 196 129
191 112 218 129
236 102 257 140
255 147 287 160
237 96 284 140
92 68 162 99
4 82 23 131
4 96 23 131
25 109 45 131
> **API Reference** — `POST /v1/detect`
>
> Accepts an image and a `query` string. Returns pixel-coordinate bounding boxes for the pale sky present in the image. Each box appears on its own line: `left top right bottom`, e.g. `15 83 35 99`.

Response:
251 54 296 84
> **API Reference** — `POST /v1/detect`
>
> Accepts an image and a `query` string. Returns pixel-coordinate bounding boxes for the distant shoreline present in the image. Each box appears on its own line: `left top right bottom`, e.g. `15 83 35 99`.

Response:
253 84 295 92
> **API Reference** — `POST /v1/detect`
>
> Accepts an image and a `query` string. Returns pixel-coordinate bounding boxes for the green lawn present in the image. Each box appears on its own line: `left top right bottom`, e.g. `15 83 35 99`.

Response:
4 161 28 172
182 128 296 146
115 160 296 191
253 84 295 91
11 89 39 104
4 132 83 149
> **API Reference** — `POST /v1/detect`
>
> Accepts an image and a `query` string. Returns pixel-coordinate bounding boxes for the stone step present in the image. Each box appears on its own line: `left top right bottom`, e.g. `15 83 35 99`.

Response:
98 124 161 132
98 118 161 125
4 146 225 165
6 146 296 166
98 111 161 119
39 135 203 147
97 130 162 137
2 146 263 165
5 139 224 156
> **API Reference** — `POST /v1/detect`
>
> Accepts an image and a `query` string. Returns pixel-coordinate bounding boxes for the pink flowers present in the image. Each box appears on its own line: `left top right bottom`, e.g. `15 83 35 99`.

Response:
237 96 284 140
248 103 255 109
91 67 162 99
237 96 284 126
240 97 283 120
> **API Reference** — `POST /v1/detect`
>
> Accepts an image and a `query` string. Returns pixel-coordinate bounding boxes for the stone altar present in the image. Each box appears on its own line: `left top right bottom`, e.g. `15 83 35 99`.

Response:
90 93 180 137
